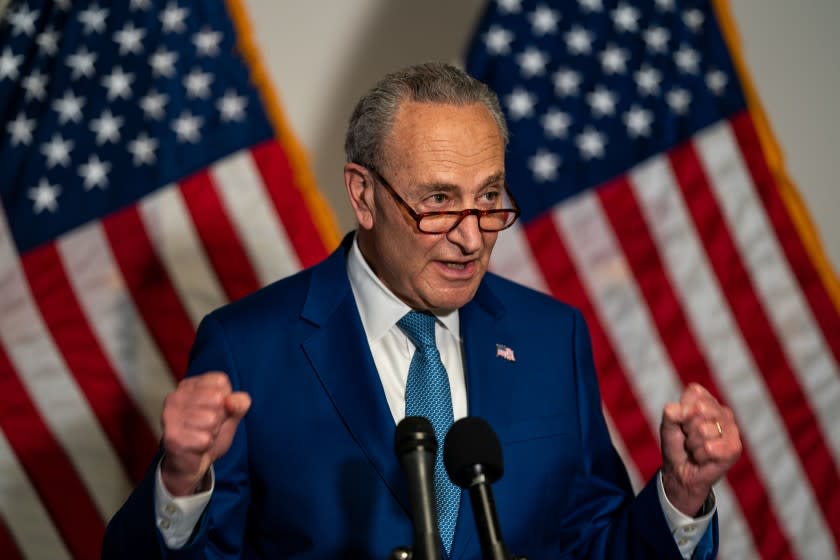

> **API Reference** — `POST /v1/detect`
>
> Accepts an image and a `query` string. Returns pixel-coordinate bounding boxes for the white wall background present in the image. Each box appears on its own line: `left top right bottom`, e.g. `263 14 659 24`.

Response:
243 0 840 275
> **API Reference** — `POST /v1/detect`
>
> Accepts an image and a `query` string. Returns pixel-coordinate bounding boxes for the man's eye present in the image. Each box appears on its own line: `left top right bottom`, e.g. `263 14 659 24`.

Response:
428 193 448 204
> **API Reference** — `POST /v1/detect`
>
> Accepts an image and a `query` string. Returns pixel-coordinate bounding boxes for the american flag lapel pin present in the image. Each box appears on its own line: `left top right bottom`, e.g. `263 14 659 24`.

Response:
495 344 516 362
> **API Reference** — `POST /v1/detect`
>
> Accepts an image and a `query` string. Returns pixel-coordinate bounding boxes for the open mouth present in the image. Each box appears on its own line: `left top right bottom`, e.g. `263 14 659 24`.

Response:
446 262 467 270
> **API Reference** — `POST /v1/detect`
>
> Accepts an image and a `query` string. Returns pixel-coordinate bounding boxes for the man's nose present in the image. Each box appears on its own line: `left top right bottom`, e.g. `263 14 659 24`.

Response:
446 212 483 253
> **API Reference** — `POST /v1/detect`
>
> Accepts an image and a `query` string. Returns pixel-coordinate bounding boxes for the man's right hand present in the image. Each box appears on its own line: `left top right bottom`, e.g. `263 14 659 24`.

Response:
160 372 251 496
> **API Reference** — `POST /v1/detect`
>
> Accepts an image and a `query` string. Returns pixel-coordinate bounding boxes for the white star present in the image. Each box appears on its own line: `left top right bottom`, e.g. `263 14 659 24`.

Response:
484 26 514 55
600 44 629 74
36 28 60 56
28 179 61 214
578 0 603 12
217 90 248 122
587 86 617 117
541 109 571 138
114 23 145 55
553 68 582 96
79 4 109 34
667 88 692 114
683 9 705 32
576 127 606 159
565 26 594 55
23 70 49 101
150 47 178 77
505 88 536 120
41 134 74 168
52 91 86 124
161 2 189 33
635 65 662 96
517 47 548 78
8 6 38 36
675 45 700 74
7 113 36 146
0 48 23 81
529 150 561 182
193 27 223 57
612 3 639 32
102 66 134 100
140 90 168 120
67 47 97 79
706 69 728 95
497 0 522 14
623 105 653 137
90 109 124 144
644 26 670 53
184 68 213 99
79 154 111 190
530 5 560 35
130 0 151 10
655 0 675 11
128 133 158 165
172 111 203 143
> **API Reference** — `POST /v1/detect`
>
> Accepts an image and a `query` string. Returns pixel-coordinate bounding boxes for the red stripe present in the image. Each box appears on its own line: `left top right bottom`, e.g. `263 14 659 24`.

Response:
524 211 661 479
20 243 159 483
670 138 840 551
598 176 791 559
0 517 23 560
102 205 195 379
250 141 330 268
730 112 840 373
0 345 104 559
180 170 261 302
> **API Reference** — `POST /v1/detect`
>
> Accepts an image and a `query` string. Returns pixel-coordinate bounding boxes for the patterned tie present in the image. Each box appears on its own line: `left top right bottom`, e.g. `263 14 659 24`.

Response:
398 311 460 557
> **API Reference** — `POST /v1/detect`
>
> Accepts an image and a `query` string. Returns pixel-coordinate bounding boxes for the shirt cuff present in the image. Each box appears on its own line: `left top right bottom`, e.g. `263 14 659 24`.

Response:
154 461 214 549
656 471 715 560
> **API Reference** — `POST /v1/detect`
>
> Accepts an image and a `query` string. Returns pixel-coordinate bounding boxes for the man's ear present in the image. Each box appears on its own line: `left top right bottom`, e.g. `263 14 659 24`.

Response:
344 162 375 230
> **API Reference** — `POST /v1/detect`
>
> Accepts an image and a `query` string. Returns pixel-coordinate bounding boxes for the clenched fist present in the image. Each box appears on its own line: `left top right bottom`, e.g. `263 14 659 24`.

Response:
160 372 251 496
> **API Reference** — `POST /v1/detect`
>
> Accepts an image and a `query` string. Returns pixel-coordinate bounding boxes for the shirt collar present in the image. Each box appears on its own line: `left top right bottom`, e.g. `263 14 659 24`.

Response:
347 233 460 343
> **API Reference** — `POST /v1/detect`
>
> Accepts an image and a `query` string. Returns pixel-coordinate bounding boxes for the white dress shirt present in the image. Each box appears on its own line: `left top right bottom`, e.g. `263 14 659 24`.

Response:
155 235 713 556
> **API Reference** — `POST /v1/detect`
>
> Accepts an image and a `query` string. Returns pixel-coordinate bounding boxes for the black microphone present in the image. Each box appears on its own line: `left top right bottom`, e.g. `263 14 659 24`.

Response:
394 416 443 560
444 417 510 560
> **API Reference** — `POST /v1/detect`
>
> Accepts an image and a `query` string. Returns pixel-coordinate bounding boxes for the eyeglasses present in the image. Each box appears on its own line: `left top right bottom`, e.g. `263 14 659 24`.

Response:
362 165 521 234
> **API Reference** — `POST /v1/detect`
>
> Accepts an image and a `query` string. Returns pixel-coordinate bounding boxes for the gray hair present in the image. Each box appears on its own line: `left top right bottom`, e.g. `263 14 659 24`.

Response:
344 62 508 171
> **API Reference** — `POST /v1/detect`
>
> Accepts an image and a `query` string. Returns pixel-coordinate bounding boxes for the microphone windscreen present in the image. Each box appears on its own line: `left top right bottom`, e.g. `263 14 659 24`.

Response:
443 417 503 488
395 416 438 456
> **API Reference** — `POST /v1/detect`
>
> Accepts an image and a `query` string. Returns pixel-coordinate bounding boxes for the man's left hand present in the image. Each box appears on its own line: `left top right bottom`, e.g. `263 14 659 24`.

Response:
660 383 742 516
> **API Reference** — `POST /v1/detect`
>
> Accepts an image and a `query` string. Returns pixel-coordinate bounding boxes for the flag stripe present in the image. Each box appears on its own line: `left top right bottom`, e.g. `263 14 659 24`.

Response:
56 223 174 437
0 516 23 560
0 345 104 560
490 222 550 294
670 134 840 557
139 184 228 326
102 206 196 379
250 141 330 267
524 213 662 478
212 148 301 286
179 169 262 302
600 173 780 559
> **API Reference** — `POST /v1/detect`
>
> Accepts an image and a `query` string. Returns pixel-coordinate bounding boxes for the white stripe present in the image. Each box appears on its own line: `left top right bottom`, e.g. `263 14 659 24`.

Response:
211 150 300 285
0 211 132 518
139 184 227 326
489 221 549 293
0 428 70 559
57 222 175 437
554 191 758 558
602 409 642 492
696 122 840 468
630 154 835 559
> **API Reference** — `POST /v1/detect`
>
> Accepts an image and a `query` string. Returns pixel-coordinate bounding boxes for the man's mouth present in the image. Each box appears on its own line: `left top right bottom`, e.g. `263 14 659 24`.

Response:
445 262 467 270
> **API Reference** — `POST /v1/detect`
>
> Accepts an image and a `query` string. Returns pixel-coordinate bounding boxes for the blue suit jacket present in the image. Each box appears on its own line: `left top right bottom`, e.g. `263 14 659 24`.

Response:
103 236 717 559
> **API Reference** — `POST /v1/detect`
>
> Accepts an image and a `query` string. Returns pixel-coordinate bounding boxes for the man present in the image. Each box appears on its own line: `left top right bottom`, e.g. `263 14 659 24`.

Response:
102 63 741 559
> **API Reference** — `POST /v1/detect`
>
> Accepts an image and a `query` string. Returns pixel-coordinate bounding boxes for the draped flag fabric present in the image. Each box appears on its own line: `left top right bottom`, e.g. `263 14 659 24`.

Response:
468 1 840 558
0 1 338 558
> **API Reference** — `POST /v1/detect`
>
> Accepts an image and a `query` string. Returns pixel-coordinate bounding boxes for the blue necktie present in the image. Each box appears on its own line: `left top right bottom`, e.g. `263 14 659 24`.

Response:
398 311 460 556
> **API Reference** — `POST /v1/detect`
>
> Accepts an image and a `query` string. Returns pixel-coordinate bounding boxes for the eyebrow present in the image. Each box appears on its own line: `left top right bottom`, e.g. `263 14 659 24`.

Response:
416 172 506 193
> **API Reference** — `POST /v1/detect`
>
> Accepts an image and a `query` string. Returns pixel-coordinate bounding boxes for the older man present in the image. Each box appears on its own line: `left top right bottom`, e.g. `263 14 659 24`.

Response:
103 62 741 559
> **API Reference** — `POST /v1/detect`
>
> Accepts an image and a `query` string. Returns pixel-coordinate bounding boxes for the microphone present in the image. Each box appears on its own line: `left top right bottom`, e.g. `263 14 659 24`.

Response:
394 416 443 560
444 417 510 560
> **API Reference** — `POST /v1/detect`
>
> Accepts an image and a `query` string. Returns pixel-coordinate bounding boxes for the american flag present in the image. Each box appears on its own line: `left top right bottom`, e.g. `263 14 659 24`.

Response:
468 0 840 558
0 1 337 558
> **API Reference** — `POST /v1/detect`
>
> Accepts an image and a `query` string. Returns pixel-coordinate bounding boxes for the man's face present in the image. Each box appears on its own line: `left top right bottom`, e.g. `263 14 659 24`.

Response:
350 101 506 313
